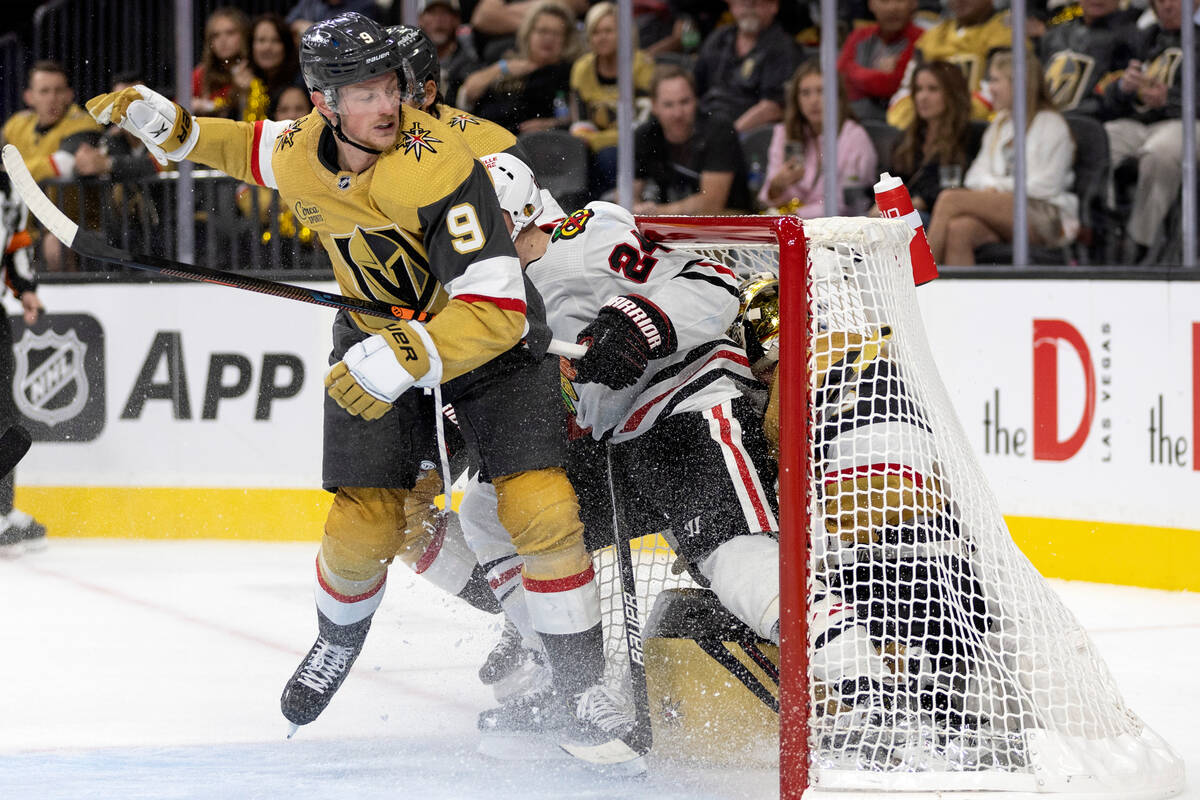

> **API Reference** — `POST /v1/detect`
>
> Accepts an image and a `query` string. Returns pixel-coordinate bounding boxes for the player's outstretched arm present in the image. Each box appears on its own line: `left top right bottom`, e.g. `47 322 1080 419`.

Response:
86 85 287 188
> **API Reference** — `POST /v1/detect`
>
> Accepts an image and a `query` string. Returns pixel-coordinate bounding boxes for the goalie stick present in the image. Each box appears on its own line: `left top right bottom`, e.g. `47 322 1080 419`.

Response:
604 444 653 755
0 145 587 359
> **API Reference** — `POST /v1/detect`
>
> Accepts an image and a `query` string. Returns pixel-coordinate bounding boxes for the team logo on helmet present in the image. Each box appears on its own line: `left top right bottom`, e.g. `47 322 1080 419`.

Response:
447 114 479 132
398 121 442 160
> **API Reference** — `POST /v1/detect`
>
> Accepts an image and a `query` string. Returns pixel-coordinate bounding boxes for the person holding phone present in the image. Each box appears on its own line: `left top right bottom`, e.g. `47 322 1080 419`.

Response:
758 60 876 216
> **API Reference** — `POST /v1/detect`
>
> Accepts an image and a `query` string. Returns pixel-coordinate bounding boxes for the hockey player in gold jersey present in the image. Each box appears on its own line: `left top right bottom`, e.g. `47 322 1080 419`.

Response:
85 13 645 774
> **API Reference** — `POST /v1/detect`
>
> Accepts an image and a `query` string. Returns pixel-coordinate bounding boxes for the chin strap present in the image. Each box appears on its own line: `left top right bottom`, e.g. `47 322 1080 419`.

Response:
326 113 385 156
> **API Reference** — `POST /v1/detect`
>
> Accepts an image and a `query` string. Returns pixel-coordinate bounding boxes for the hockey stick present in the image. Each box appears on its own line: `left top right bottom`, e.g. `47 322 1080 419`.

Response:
604 443 653 754
1 144 587 359
0 423 32 476
2 144 432 323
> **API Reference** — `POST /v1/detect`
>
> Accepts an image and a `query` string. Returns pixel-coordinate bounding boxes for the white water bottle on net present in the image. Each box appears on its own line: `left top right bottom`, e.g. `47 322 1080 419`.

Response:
587 213 1184 799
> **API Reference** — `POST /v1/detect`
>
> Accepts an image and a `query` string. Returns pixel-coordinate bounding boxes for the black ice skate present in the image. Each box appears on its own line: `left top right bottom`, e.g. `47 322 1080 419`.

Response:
476 680 572 761
478 684 565 734
557 685 648 776
478 619 551 702
478 618 526 685
280 610 372 735
7 509 46 551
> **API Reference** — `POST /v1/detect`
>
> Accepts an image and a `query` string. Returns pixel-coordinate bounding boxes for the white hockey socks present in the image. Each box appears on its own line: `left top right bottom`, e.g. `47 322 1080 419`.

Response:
314 552 386 627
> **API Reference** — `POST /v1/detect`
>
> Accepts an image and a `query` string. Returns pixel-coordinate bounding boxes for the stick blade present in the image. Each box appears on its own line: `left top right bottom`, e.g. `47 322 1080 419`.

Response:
1 144 79 248
0 424 32 476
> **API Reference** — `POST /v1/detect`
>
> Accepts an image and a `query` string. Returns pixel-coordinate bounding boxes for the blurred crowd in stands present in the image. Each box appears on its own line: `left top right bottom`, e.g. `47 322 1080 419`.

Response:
1 0 1197 271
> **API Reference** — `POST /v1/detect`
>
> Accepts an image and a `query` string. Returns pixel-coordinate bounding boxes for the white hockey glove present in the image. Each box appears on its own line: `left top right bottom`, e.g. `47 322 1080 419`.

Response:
325 320 442 419
85 86 199 166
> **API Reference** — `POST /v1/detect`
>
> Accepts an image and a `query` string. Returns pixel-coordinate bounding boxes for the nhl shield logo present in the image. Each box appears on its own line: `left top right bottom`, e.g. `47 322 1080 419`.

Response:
13 328 89 427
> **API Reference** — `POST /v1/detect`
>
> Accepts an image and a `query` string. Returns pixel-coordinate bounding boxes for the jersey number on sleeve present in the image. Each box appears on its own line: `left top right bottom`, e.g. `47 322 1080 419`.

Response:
608 229 664 284
447 203 485 254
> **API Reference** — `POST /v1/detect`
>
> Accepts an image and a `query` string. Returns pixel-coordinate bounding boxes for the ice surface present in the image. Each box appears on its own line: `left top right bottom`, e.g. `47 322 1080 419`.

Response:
0 540 1195 799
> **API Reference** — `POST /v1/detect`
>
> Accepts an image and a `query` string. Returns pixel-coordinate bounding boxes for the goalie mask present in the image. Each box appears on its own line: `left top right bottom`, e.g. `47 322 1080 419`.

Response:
481 152 544 241
731 272 780 375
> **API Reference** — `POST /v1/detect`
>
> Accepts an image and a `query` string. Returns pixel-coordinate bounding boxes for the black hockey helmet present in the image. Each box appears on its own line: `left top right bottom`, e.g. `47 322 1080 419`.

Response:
300 13 403 100
387 25 440 88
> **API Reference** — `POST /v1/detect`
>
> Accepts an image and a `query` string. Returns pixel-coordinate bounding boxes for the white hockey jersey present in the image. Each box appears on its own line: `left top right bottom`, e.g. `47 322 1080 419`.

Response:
528 201 756 442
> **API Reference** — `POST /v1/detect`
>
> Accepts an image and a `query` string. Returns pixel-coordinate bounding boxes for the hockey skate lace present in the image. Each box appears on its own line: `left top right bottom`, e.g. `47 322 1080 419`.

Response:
296 638 354 693
574 686 634 734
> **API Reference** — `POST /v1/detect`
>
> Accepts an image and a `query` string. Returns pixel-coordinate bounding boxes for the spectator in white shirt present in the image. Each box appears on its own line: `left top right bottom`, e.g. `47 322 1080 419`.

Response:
927 48 1078 266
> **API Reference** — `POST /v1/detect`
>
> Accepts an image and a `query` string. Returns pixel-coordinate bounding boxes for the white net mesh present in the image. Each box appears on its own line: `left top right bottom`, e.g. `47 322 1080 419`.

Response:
594 215 1182 796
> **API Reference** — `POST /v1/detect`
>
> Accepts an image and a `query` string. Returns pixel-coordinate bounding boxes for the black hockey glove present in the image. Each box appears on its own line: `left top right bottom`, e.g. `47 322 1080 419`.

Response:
574 295 677 390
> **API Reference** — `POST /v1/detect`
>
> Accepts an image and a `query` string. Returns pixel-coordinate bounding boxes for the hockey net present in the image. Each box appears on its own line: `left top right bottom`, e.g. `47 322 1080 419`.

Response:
590 214 1183 798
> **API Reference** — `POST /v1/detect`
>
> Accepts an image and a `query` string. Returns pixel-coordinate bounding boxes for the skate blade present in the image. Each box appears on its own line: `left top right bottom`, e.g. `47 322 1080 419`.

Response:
22 538 47 553
285 722 300 739
559 740 649 777
559 746 648 777
477 731 571 762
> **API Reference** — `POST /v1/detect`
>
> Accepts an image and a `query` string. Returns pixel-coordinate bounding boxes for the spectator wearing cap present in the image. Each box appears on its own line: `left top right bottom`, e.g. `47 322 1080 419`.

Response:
419 0 482 105
692 0 800 133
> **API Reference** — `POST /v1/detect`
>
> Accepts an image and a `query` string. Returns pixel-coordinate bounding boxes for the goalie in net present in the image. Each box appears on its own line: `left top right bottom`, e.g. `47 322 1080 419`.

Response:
741 224 1182 794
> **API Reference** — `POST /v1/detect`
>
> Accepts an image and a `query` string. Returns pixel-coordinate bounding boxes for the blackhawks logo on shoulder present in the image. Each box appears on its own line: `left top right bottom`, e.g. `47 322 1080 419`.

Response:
398 121 442 161
551 208 594 241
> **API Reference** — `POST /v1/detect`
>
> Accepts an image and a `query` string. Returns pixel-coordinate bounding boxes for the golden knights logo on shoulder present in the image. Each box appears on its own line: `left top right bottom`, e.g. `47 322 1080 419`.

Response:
398 121 442 161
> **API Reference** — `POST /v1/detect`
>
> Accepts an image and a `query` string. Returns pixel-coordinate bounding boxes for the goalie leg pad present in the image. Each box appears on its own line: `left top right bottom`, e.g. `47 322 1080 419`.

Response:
322 486 410 582
808 576 888 713
698 534 780 641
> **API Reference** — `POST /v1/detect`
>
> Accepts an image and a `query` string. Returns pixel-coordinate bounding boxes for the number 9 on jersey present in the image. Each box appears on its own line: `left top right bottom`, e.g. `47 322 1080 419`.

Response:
447 203 484 253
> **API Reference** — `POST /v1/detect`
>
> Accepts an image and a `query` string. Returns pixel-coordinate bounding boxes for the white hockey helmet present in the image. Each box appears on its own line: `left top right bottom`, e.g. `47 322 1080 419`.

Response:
481 151 544 240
